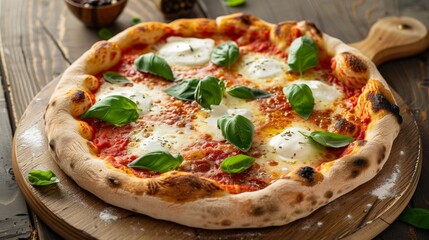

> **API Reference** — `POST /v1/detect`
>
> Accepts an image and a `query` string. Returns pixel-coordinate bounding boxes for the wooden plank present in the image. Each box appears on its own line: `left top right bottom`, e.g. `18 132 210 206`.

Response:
0 65 32 239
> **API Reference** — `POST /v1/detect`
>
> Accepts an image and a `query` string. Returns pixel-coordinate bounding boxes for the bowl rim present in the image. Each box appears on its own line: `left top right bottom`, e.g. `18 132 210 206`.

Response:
64 0 127 10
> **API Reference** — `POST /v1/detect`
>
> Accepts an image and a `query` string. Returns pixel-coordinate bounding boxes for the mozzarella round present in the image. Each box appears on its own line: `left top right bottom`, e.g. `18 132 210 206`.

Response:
239 53 288 86
291 80 343 110
157 37 215 66
269 127 322 162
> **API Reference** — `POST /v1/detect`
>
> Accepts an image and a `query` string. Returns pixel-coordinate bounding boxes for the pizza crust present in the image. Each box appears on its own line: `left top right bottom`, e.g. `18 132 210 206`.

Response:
44 13 401 229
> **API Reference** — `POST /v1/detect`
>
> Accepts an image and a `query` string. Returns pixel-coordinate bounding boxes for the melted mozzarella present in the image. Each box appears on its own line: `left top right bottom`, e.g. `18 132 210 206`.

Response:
193 95 260 141
269 127 323 162
291 80 343 110
157 37 215 66
127 123 199 156
96 82 165 116
239 53 288 86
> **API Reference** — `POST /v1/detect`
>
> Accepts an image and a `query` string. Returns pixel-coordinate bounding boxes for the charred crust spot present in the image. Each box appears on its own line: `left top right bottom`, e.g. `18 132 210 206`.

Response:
342 52 368 73
294 193 304 204
350 169 360 178
50 100 56 107
306 21 322 36
348 158 369 178
235 14 253 25
324 191 333 199
158 175 223 202
357 140 367 146
353 158 368 168
249 200 278 217
307 195 318 206
367 92 403 123
335 118 356 135
294 209 302 215
70 163 75 170
250 206 265 216
70 90 86 103
107 176 121 187
221 219 232 226
298 166 315 183
49 139 56 151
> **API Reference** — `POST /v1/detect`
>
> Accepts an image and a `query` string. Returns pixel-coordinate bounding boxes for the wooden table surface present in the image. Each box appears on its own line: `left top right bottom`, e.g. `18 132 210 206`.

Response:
1 0 428 239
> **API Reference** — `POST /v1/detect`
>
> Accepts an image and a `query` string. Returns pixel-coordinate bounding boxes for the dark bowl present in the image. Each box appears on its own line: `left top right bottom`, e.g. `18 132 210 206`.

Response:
64 0 128 28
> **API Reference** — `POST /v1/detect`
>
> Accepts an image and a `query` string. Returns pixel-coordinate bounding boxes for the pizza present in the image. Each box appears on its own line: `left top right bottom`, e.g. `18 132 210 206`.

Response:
44 13 402 229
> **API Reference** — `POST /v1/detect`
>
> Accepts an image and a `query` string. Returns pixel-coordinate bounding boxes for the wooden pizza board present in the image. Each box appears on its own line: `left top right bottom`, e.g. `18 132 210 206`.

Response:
12 17 428 239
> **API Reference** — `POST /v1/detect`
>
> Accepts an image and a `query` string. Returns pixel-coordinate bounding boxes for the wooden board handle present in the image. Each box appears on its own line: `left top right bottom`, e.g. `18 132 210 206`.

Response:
350 17 429 66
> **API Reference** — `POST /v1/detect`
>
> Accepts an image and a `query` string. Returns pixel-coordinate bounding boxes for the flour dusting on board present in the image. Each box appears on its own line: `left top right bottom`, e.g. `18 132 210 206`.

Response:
99 208 118 223
371 164 400 200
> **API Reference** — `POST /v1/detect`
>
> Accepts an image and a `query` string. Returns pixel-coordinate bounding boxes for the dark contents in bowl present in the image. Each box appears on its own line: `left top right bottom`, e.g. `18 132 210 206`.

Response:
72 0 119 7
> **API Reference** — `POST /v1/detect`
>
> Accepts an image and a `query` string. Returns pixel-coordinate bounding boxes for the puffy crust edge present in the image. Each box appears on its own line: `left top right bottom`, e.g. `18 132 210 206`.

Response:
45 13 401 229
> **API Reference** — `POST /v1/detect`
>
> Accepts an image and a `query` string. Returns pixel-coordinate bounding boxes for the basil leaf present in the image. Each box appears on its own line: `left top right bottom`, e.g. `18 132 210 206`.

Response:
127 151 183 173
103 71 130 84
211 41 240 67
307 131 354 148
81 95 141 126
224 0 246 7
134 53 175 81
288 36 319 74
399 208 429 230
131 18 141 25
28 170 59 186
283 83 314 119
217 115 254 152
195 76 224 110
227 85 272 99
221 154 255 174
98 28 113 40
164 78 199 101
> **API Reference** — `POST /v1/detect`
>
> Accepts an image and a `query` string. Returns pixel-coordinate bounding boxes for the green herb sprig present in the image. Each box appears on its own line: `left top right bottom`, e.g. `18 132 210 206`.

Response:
301 131 354 148
28 170 59 186
211 41 240 67
220 154 255 173
81 95 141 126
217 114 254 152
134 53 175 81
127 151 183 173
283 83 315 119
288 36 319 76
103 71 130 84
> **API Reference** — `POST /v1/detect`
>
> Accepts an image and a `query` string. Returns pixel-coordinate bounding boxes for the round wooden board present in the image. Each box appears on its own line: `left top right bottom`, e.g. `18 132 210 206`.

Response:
12 78 421 240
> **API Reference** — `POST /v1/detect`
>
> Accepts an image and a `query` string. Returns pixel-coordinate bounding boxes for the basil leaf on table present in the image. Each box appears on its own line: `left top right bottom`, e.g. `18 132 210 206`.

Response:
127 151 183 173
131 18 141 25
399 208 429 230
224 0 246 7
195 76 224 110
81 95 141 126
302 131 355 148
288 36 319 74
134 53 175 81
164 78 199 101
220 154 255 174
283 83 314 119
103 71 130 84
211 41 240 67
28 170 59 186
227 85 272 99
98 28 113 40
217 114 254 152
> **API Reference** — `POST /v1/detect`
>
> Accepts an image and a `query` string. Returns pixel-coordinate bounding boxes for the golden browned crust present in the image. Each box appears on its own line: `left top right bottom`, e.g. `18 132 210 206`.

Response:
44 13 401 229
